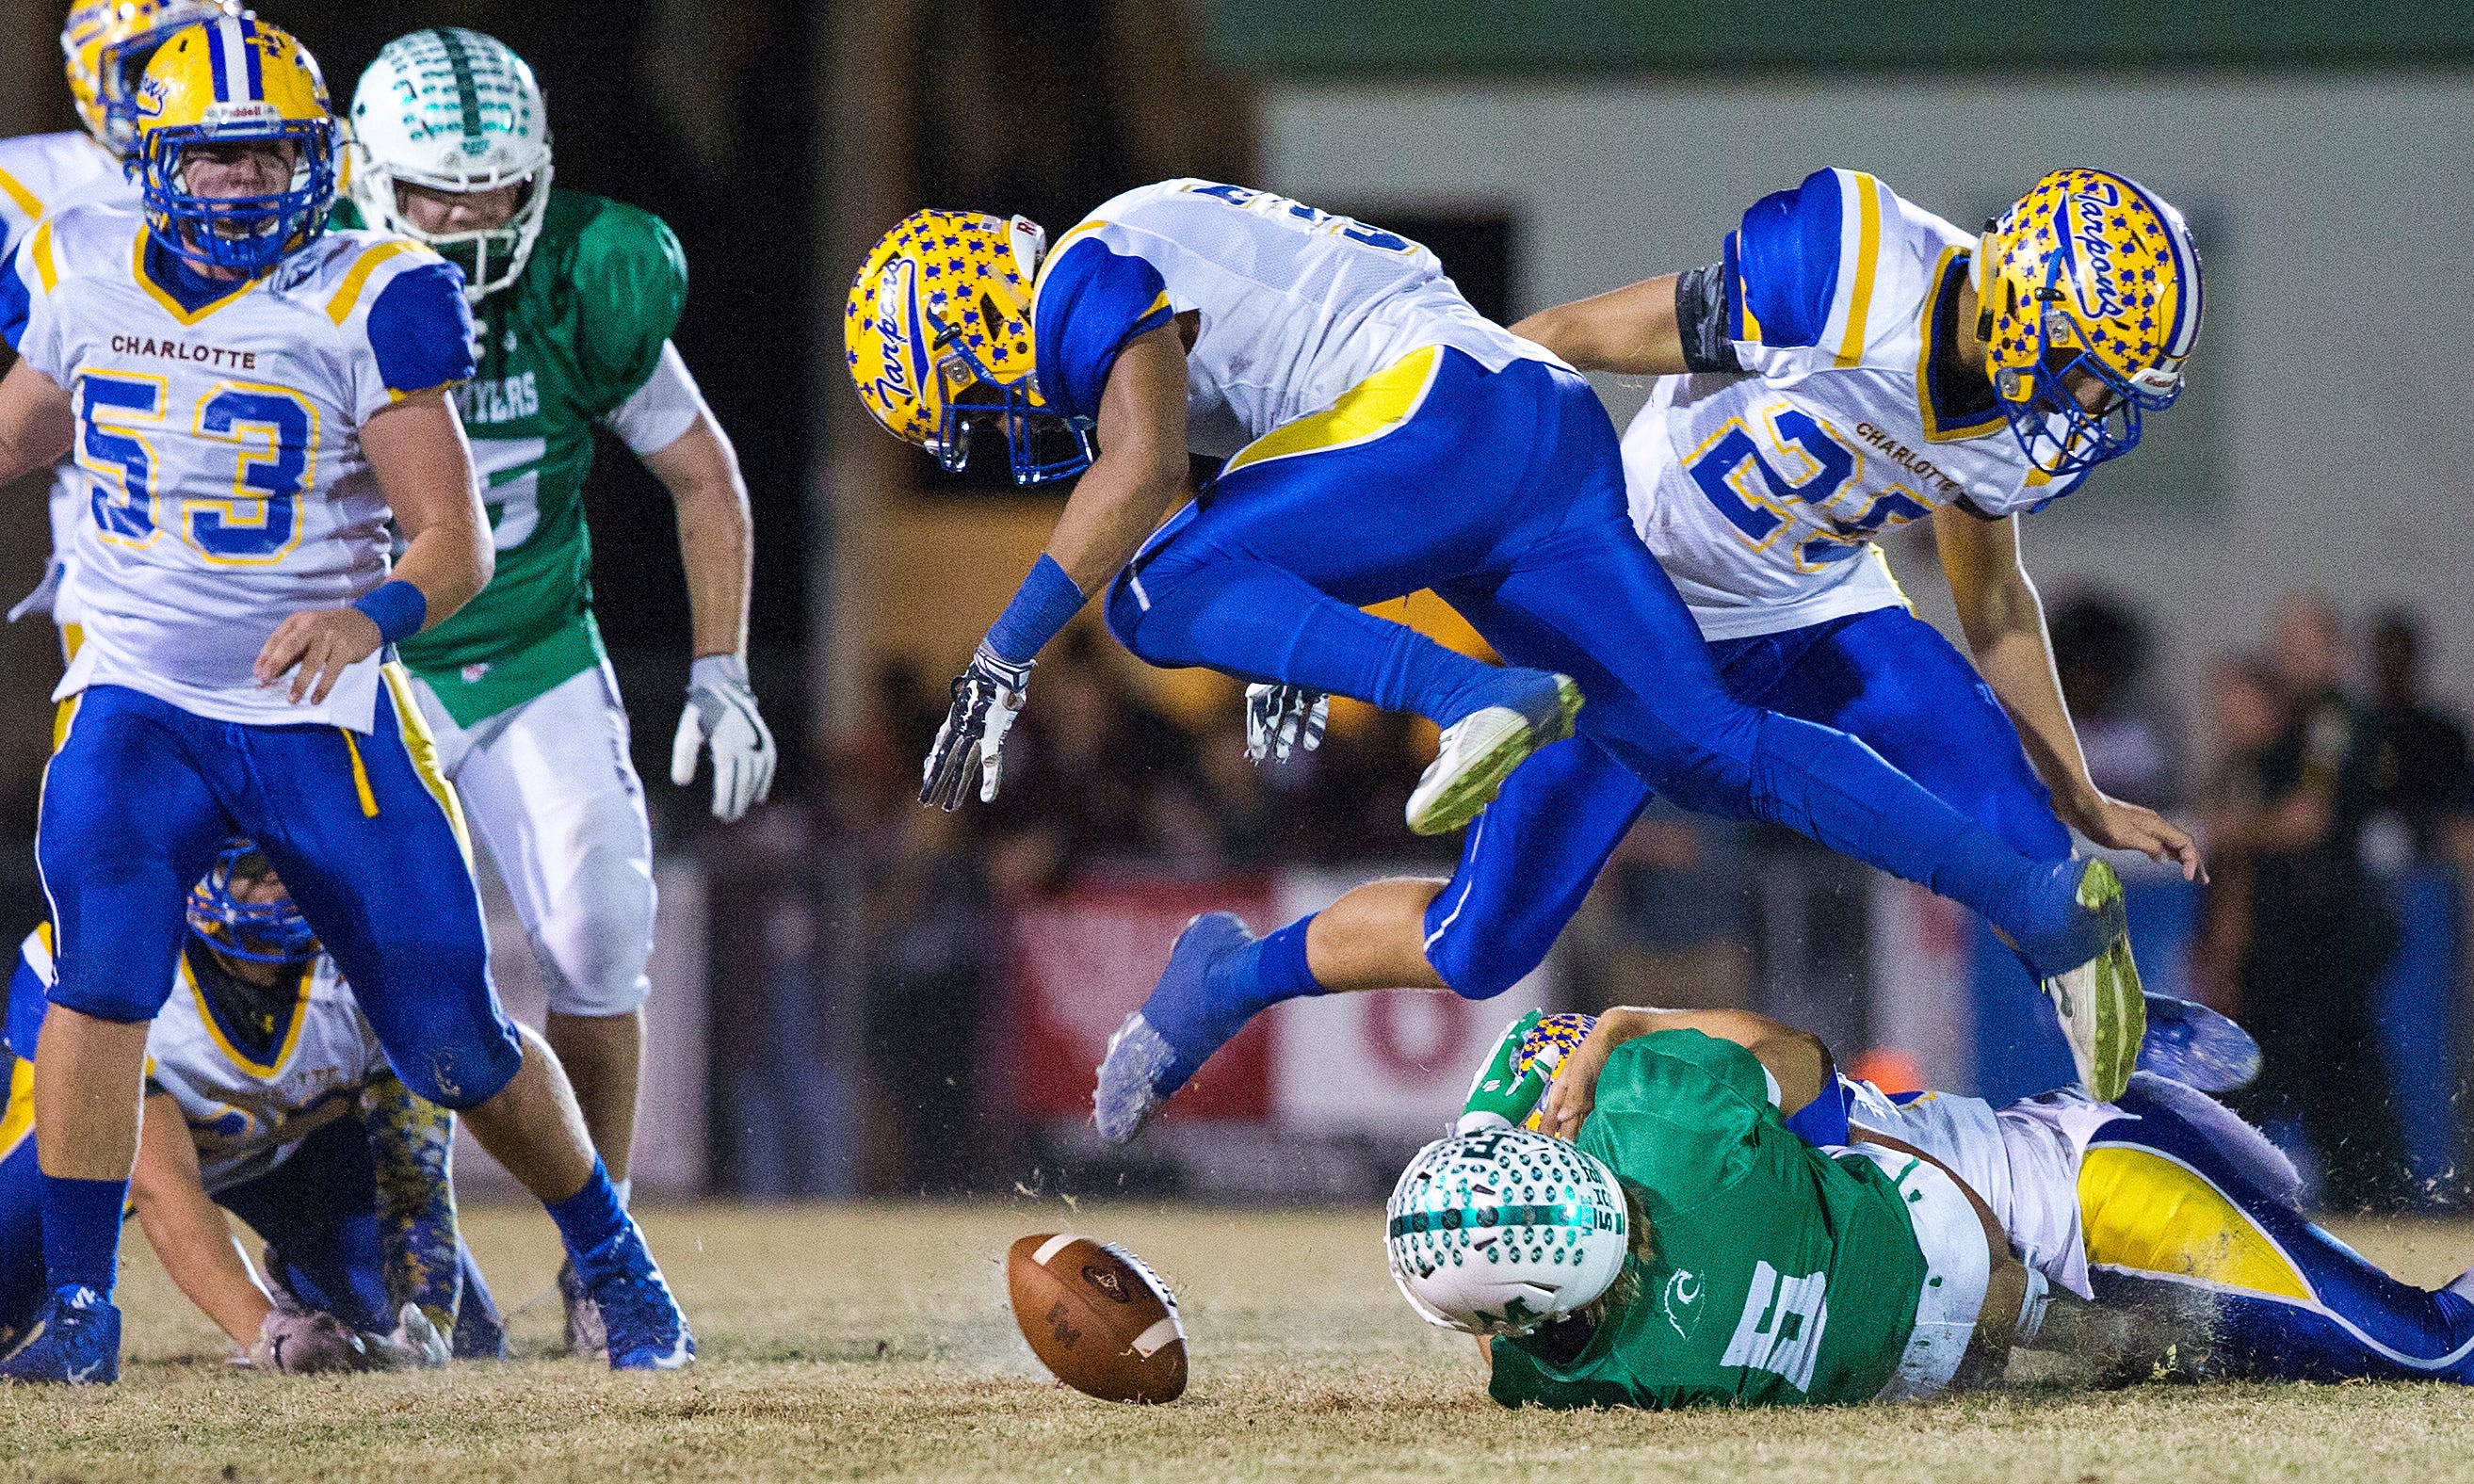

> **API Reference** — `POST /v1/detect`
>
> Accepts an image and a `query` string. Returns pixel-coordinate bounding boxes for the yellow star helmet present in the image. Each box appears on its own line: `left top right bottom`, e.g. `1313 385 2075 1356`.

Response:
1976 169 2203 476
133 14 338 274
60 0 239 158
844 209 1095 484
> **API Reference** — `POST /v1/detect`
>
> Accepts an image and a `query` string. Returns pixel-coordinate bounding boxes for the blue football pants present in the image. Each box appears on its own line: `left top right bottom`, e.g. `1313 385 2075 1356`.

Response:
1105 348 2051 957
36 680 521 1108
1424 605 2074 997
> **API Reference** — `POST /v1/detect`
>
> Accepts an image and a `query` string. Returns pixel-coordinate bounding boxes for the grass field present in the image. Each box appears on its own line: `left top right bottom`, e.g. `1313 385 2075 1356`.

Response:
7 1201 2474 1482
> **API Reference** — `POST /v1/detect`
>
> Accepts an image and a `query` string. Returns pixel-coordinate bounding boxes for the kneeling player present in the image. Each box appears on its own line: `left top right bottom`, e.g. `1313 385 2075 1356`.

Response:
1389 1010 2034 1405
1522 1008 2474 1389
1 844 503 1371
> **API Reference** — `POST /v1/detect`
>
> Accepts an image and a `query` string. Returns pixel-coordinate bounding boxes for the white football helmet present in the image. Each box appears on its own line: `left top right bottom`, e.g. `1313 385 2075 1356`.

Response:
1384 1129 1632 1336
348 27 553 302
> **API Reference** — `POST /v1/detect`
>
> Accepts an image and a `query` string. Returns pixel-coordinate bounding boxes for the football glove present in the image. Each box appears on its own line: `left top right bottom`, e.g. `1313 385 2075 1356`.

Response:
670 654 778 823
921 645 1031 810
360 1303 451 1371
1244 683 1328 766
251 1306 376 1375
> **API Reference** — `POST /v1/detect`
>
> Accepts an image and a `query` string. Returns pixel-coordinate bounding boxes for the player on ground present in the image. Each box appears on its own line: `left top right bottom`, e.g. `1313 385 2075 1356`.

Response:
0 17 687 1382
845 181 2149 1146
1391 1015 2032 1405
344 26 772 1352
1521 1007 2474 1390
1 844 504 1370
1217 168 2208 1120
2 1 240 650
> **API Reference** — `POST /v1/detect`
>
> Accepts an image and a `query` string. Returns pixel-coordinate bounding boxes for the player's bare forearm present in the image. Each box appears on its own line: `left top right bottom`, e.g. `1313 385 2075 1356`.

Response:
359 1072 464 1328
1510 274 1690 376
364 388 493 625
642 413 752 659
129 1092 275 1347
0 358 73 484
1540 1007 1832 1137
1044 324 1192 594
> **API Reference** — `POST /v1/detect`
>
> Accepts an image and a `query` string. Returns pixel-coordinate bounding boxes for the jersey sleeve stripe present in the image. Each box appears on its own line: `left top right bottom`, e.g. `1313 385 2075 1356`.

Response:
326 239 423 326
1829 170 1884 367
29 219 57 295
0 165 42 223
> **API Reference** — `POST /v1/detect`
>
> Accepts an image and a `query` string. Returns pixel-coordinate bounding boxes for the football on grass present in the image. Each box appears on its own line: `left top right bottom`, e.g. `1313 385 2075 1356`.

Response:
1007 1233 1188 1403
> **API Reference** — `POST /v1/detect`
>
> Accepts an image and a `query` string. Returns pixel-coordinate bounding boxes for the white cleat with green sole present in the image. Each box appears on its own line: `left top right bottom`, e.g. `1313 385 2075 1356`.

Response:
2040 859 2144 1102
1404 675 1583 837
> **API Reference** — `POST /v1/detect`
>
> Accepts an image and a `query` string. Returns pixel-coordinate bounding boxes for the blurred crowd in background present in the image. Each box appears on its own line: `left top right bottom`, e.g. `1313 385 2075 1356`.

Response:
676 585 2474 1214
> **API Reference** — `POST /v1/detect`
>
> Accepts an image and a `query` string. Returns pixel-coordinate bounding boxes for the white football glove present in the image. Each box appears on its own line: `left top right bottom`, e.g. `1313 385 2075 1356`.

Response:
361 1302 451 1371
921 646 1030 810
670 653 778 823
1244 683 1328 766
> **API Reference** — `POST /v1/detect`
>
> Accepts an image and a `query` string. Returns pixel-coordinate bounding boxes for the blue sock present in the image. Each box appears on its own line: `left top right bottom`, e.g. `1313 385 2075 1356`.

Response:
1142 914 1327 1069
545 1156 627 1260
41 1173 127 1299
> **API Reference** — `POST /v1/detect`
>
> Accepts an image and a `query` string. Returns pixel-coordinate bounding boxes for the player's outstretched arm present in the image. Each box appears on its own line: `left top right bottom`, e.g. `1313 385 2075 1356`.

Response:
1510 274 1691 377
0 358 73 486
641 413 777 821
918 321 1192 810
253 389 493 703
127 1091 278 1349
1538 1007 1832 1139
1934 507 2204 881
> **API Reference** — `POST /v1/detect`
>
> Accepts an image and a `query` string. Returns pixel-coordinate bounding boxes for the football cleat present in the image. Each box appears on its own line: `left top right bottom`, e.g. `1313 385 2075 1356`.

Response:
2039 860 2144 1103
1405 673 1581 836
1977 169 2202 476
557 1257 609 1363
0 1285 121 1386
2137 992 2261 1094
571 1218 693 1371
1092 912 1255 1145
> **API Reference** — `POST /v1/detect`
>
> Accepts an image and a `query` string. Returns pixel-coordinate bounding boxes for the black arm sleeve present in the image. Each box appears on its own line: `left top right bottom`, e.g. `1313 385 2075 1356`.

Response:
1674 261 1742 375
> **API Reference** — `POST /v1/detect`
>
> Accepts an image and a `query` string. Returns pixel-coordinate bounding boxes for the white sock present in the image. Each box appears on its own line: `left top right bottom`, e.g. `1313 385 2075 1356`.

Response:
613 1177 632 1209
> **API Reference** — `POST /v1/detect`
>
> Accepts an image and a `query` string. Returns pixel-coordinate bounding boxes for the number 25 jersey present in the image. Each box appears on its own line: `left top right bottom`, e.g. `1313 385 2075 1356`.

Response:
0 203 475 730
1626 169 2091 641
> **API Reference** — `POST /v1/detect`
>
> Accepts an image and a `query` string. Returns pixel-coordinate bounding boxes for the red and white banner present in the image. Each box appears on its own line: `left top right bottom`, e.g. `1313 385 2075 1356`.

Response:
1002 868 1560 1136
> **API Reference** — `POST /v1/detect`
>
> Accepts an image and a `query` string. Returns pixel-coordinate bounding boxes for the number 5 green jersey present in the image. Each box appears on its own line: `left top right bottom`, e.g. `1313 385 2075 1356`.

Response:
1487 1031 1936 1409
338 188 699 726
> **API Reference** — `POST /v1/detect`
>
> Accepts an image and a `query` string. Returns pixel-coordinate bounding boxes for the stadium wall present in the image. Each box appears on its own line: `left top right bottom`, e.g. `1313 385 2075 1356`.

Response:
1256 72 2474 714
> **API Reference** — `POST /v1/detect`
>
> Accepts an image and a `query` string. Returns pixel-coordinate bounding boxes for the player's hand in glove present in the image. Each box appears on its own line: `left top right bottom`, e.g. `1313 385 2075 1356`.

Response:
1244 683 1328 766
358 1303 451 1371
251 1306 379 1375
670 653 778 823
921 645 1031 810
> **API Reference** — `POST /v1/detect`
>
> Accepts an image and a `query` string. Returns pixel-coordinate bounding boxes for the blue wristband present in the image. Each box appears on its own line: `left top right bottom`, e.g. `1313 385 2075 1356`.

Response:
983 554 1084 667
351 580 428 646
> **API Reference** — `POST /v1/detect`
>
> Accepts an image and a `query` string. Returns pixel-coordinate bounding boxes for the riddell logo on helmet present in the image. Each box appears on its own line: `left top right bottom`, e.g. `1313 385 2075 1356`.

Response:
2059 177 2127 323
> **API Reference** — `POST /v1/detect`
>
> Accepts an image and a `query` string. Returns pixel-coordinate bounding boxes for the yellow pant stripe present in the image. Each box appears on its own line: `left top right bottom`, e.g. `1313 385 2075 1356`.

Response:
0 1055 33 1163
1219 346 1445 480
50 692 80 756
338 730 380 817
381 664 475 868
2078 1145 2314 1301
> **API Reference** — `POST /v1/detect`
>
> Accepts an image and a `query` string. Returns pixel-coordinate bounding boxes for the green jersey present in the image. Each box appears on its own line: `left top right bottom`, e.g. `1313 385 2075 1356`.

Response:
340 189 691 725
1487 1031 1930 1410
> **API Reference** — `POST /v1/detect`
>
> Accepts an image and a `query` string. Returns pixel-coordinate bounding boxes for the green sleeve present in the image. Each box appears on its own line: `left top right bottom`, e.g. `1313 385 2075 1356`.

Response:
570 199 688 414
1577 1030 1775 1202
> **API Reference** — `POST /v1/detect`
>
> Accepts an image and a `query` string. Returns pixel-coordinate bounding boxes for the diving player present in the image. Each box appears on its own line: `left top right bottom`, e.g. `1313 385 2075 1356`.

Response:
1522 1008 2474 1391
1390 1012 2030 1406
1 1 239 650
0 17 688 1382
1225 168 2209 1118
1 844 504 1371
345 26 773 1354
844 182 2148 1149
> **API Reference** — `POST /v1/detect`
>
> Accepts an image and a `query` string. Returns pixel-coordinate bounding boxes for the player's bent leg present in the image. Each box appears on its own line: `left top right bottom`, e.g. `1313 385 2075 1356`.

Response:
2078 1075 2474 1381
218 1120 396 1337
0 1088 44 1348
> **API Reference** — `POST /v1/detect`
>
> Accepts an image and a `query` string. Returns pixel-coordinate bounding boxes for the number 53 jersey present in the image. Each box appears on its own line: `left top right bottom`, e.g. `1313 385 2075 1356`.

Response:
1626 169 2089 642
0 203 475 730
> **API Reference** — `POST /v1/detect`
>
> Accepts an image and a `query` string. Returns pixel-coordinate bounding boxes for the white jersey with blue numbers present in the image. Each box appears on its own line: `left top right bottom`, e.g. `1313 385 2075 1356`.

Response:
13 926 385 1194
1 204 476 729
1031 179 1556 460
0 130 141 631
1625 169 2090 641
